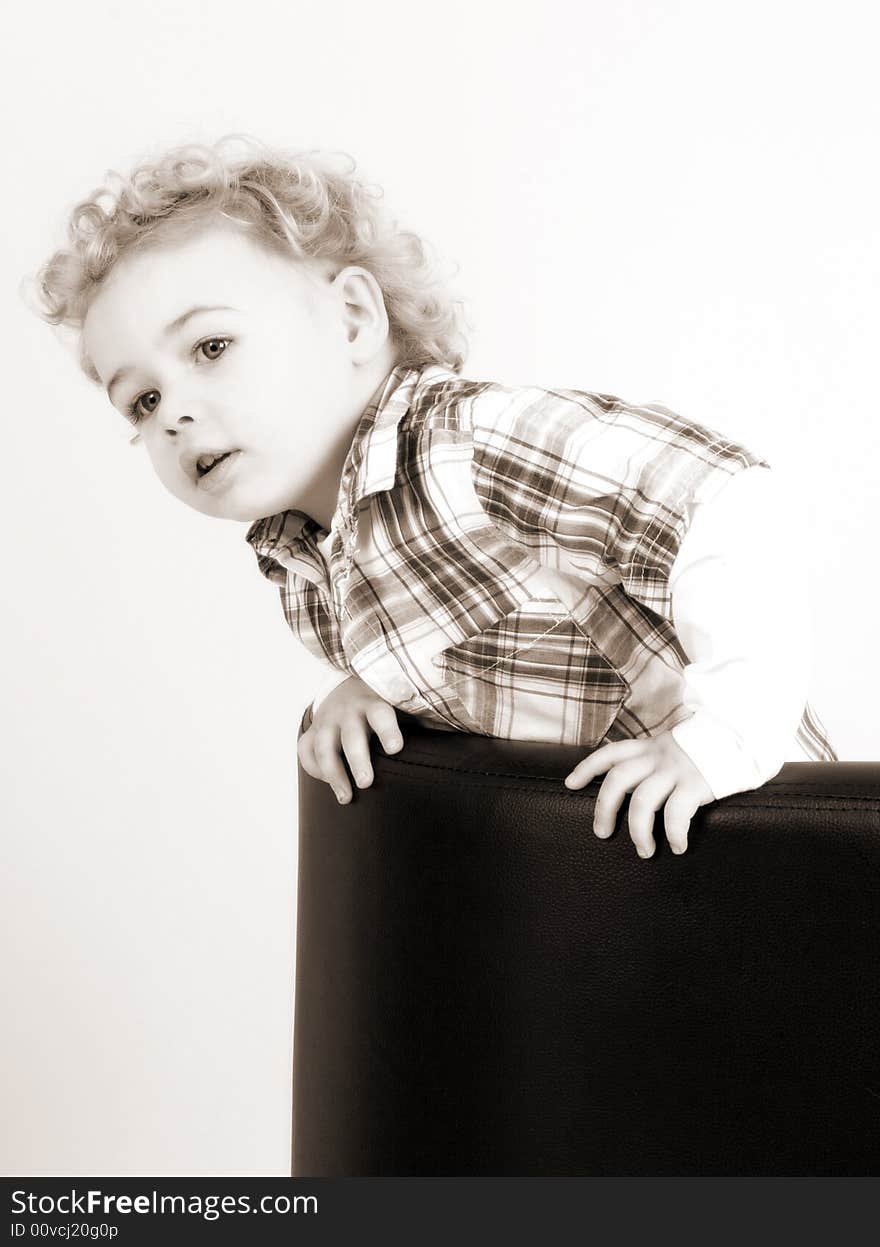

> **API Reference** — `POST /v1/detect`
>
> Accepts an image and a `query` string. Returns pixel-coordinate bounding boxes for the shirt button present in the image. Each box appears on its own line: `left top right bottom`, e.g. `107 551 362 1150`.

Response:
389 679 414 702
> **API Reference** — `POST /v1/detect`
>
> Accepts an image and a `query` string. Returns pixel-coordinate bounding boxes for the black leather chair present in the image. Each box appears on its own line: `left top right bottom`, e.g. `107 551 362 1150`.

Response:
292 707 880 1176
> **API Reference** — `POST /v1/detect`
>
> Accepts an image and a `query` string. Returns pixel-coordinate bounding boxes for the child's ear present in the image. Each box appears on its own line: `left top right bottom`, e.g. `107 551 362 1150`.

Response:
333 266 391 363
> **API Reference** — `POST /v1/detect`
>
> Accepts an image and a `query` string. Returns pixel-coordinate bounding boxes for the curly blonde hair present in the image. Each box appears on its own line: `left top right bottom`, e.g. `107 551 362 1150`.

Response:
30 133 469 382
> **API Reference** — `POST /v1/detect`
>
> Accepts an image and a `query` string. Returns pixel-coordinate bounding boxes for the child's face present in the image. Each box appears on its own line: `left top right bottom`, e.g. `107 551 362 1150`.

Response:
82 219 385 524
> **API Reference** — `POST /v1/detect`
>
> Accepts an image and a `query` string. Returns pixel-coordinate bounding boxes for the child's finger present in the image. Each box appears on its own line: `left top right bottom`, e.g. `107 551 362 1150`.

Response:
663 786 703 854
296 729 322 781
591 756 655 839
312 729 352 804
564 739 646 789
627 773 676 859
340 717 375 789
366 702 405 754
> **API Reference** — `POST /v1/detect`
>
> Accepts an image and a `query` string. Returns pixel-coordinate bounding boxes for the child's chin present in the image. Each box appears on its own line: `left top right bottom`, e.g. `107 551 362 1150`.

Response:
179 491 245 521
203 501 260 522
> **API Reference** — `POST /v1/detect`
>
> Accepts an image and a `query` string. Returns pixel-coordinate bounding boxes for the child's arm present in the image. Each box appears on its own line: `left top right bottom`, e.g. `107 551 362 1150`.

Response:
564 466 811 855
668 465 810 795
297 673 405 804
311 661 357 714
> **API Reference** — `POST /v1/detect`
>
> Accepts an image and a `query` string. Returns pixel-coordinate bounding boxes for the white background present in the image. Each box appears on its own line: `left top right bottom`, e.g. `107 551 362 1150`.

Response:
2 0 877 1175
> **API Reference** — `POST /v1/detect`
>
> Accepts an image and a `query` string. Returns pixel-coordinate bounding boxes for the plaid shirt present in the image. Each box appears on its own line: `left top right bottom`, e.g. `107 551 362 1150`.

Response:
246 363 836 796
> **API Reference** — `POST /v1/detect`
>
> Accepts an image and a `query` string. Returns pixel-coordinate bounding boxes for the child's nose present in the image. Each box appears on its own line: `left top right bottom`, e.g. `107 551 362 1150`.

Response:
163 406 201 434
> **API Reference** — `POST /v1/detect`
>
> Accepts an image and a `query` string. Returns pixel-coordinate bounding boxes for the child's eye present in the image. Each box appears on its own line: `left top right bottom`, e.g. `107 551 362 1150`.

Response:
127 390 160 423
197 336 231 362
125 336 232 423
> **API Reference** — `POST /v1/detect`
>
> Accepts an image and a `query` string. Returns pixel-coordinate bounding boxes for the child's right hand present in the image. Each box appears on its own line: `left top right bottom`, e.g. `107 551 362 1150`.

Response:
297 674 405 804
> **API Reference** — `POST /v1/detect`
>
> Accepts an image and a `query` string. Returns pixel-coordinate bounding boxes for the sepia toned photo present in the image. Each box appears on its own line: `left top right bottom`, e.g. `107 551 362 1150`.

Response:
3 0 878 1215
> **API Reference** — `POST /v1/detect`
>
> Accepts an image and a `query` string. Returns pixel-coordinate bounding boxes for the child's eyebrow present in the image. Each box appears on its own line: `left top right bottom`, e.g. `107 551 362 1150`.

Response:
106 304 239 401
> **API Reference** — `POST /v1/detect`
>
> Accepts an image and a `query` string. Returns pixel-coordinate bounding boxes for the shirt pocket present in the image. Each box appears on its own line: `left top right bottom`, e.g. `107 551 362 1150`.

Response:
431 596 629 745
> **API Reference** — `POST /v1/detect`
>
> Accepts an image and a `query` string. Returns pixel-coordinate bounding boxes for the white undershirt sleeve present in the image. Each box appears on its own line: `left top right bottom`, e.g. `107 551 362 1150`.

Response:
668 464 812 800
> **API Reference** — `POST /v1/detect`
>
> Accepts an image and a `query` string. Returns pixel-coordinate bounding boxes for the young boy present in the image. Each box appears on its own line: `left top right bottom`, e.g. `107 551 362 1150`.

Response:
31 136 836 860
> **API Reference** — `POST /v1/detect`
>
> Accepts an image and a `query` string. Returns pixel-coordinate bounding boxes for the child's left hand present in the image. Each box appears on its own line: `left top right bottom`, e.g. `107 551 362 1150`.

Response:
564 731 715 858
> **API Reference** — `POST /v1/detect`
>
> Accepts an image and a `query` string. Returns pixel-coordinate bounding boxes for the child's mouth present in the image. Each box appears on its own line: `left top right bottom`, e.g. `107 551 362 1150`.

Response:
197 451 232 477
196 450 241 492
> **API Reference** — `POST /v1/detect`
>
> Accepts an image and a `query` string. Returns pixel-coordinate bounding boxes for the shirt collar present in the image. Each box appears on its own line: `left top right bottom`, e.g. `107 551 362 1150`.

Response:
244 361 459 585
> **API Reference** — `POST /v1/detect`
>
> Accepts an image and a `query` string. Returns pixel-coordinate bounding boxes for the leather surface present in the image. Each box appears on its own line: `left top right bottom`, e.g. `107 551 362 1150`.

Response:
292 707 880 1175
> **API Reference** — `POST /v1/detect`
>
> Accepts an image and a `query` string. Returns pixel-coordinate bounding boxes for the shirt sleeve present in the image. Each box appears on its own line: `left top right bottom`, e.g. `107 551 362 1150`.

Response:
668 464 812 799
468 386 767 623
